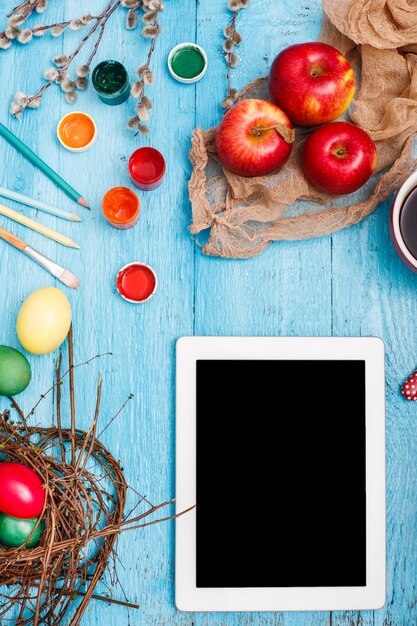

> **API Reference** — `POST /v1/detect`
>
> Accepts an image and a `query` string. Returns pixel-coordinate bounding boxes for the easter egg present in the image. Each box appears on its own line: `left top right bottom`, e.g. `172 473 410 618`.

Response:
0 345 31 396
0 513 43 548
16 287 71 355
0 463 45 518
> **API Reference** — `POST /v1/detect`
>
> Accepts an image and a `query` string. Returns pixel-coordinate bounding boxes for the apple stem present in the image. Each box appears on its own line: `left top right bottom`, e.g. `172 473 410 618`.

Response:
251 124 295 144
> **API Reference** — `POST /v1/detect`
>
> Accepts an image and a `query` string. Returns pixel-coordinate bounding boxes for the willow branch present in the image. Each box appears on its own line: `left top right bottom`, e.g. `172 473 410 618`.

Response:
14 0 121 114
226 11 238 97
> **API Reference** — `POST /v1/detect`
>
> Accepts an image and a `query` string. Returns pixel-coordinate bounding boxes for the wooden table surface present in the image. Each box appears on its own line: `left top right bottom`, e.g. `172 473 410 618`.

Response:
0 0 415 624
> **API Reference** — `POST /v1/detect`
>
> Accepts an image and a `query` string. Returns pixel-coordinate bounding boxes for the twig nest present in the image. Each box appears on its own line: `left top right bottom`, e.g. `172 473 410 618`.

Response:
0 415 128 624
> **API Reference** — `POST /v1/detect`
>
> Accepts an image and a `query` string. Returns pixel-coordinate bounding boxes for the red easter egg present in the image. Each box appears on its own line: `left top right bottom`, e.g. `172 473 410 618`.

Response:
401 370 417 401
0 462 45 518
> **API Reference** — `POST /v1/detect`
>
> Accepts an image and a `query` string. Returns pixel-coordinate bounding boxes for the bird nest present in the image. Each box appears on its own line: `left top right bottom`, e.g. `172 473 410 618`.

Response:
0 327 186 625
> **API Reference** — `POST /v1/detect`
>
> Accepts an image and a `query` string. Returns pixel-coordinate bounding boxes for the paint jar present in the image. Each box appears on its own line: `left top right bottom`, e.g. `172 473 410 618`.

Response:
168 42 208 84
102 187 140 230
128 147 166 191
116 262 158 304
92 60 130 106
57 112 97 152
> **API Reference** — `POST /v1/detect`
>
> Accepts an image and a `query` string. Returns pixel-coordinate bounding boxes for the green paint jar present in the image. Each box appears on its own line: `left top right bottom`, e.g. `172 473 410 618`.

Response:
168 43 208 84
92 60 130 106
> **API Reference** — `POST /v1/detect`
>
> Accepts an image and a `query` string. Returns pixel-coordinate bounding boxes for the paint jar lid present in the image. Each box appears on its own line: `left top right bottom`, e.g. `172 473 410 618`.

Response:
168 42 208 84
116 262 158 304
57 111 97 153
128 147 166 190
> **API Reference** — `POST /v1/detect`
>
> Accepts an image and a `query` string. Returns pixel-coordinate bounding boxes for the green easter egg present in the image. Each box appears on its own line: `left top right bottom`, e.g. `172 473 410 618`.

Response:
0 513 43 548
0 345 31 397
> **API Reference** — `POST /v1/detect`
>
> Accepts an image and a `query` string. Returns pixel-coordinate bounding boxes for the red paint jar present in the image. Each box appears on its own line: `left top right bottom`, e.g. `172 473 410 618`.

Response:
102 187 140 230
116 262 158 303
128 147 166 191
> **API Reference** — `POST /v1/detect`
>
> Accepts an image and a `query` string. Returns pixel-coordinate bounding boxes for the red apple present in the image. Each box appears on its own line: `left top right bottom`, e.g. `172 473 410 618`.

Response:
301 121 377 195
269 42 355 127
215 99 294 177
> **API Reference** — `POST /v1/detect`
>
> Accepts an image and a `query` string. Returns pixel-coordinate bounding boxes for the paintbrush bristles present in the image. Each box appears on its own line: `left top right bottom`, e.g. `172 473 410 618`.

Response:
59 270 80 289
0 226 80 289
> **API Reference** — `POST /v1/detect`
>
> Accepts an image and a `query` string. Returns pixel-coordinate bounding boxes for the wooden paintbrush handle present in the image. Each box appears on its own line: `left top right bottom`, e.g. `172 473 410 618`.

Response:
0 225 27 251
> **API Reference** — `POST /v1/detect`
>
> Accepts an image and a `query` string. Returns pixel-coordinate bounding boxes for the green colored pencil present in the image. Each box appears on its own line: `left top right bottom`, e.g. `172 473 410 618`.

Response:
0 122 89 208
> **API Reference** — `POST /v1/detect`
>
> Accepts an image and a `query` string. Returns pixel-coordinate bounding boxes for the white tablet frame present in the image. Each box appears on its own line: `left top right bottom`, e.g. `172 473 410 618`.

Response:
176 336 386 612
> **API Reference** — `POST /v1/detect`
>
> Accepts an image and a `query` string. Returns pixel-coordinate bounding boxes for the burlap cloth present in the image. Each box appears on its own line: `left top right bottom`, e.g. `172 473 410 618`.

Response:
188 0 417 258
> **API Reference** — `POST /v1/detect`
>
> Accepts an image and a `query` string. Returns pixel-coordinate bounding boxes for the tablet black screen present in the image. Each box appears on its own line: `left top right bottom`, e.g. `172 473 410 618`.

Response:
196 360 366 588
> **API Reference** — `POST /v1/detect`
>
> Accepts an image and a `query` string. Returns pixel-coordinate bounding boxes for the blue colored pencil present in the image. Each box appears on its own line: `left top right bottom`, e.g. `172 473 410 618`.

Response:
0 187 81 222
0 122 89 208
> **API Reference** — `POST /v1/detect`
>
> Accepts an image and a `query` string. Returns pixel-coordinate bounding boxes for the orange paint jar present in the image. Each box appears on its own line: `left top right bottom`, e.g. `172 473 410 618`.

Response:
57 112 97 152
102 187 140 230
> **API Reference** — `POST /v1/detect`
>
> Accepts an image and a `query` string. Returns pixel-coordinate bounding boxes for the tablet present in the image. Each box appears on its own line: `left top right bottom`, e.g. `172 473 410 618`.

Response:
176 336 385 612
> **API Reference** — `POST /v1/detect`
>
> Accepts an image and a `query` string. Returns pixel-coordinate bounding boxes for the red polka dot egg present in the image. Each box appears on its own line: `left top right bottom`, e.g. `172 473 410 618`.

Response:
401 369 417 401
0 462 45 519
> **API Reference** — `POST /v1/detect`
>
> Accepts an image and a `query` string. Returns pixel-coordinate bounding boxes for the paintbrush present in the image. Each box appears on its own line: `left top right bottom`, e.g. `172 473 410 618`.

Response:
0 225 80 289
0 203 80 248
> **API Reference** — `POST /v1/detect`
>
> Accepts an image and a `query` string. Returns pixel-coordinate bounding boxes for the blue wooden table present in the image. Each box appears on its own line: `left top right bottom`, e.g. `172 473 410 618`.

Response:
0 1 416 624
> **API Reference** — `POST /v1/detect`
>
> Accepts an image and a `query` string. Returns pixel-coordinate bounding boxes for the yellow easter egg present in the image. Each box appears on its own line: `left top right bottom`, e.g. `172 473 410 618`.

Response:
16 287 71 355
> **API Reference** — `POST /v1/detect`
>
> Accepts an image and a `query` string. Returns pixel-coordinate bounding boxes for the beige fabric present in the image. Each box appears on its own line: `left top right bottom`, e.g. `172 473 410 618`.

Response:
189 0 417 258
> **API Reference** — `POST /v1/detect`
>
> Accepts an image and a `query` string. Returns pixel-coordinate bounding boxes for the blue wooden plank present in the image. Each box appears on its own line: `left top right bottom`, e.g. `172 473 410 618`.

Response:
331 198 417 626
192 2 333 625
0 1 196 624
0 0 412 624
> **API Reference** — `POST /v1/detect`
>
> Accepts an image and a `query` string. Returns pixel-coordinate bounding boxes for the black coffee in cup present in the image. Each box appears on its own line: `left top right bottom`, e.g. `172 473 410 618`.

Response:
399 187 417 259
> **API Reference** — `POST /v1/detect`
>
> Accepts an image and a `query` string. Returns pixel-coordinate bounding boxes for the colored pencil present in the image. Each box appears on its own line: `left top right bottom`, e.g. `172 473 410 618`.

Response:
0 122 89 208
0 186 81 222
0 225 79 289
0 203 80 248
